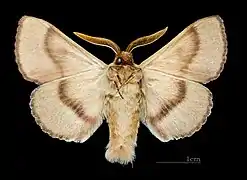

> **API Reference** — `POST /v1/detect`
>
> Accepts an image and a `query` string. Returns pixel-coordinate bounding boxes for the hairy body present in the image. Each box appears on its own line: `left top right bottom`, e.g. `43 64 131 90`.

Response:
104 65 144 164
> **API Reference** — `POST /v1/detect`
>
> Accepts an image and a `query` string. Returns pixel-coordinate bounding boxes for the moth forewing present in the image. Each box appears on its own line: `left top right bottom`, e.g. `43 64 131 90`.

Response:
140 15 227 84
15 16 107 85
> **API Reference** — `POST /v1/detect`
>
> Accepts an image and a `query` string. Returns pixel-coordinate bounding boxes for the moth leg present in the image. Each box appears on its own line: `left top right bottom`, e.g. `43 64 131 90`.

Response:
119 69 142 90
114 81 124 99
116 75 122 85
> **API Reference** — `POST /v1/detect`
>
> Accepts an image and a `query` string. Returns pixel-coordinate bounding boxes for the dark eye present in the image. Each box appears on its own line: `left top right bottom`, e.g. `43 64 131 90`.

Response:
116 58 122 65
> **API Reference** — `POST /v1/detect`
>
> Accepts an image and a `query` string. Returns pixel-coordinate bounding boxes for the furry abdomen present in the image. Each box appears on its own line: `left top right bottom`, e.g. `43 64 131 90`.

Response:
104 65 144 165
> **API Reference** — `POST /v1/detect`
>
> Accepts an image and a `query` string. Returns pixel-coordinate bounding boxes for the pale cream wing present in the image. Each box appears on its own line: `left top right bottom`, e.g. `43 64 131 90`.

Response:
141 70 212 142
31 70 108 143
140 15 227 84
15 16 109 142
15 15 106 84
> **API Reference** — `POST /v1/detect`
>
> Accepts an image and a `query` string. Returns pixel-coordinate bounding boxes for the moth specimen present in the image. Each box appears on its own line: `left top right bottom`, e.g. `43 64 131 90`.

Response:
15 15 227 165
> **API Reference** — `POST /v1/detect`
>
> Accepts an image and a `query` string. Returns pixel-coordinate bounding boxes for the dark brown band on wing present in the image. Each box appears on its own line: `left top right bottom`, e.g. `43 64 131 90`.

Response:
44 27 97 77
44 27 67 77
45 28 95 124
179 27 200 73
58 80 96 124
148 80 187 138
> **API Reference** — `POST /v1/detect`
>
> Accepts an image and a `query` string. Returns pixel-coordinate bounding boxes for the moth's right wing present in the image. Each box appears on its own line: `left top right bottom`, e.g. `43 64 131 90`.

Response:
15 15 106 84
15 16 109 142
30 71 108 143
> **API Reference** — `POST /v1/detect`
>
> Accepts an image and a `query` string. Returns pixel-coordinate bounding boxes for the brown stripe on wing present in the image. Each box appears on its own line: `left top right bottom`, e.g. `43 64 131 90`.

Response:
44 26 93 115
148 80 187 138
44 27 66 77
44 27 97 77
178 27 200 73
58 80 96 124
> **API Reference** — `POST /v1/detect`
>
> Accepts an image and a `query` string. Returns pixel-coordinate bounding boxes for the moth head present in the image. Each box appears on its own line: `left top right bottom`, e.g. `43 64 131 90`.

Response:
114 51 133 65
73 27 168 65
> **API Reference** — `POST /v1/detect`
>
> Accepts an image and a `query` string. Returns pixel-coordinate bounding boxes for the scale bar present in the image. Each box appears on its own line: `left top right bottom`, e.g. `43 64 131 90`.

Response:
156 161 201 164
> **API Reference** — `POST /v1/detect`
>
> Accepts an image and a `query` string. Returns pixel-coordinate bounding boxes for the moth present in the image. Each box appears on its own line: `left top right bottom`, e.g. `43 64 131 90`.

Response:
15 15 227 165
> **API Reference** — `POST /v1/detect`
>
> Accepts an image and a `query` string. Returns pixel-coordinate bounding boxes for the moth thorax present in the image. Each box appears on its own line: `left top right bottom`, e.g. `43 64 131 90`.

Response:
115 51 133 65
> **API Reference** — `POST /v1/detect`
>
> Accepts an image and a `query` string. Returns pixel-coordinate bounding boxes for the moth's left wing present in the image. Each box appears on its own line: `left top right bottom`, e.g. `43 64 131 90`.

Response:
140 71 213 142
140 16 227 142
